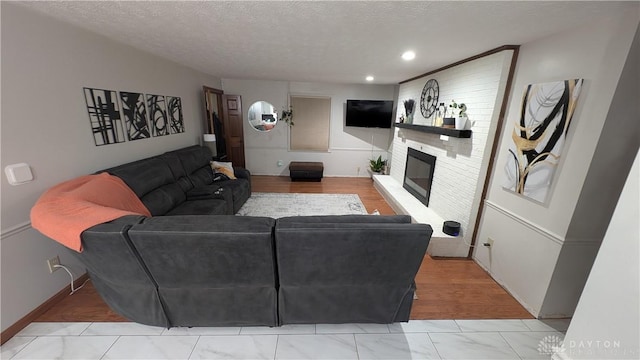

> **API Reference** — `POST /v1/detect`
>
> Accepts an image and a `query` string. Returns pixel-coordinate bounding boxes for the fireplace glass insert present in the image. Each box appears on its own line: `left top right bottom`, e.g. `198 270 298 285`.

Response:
403 148 436 206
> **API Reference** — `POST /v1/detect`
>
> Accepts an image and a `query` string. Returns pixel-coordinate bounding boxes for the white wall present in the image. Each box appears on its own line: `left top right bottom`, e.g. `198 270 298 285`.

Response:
0 3 221 332
473 10 639 317
390 50 514 257
557 151 639 359
221 79 396 177
539 22 640 317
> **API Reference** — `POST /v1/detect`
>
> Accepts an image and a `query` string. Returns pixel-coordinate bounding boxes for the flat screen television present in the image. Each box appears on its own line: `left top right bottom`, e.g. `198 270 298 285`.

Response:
345 100 394 128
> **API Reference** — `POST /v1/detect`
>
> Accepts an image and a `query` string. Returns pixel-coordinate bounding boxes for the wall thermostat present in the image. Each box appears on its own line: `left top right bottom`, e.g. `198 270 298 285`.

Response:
5 163 34 185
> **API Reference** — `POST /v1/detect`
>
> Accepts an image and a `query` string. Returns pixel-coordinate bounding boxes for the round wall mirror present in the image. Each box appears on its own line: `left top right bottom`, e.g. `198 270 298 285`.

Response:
248 101 278 132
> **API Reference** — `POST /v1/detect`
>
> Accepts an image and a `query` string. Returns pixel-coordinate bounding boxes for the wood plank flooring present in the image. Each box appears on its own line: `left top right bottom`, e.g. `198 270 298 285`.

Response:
35 176 532 322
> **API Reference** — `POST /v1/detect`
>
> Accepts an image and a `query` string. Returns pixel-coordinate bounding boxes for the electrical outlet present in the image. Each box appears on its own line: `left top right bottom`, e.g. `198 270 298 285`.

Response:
47 256 60 273
357 166 361 173
483 238 494 247
277 160 283 167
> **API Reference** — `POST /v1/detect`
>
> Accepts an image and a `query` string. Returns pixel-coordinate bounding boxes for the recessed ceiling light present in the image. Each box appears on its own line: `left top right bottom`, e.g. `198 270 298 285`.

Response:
366 76 374 81
402 51 416 61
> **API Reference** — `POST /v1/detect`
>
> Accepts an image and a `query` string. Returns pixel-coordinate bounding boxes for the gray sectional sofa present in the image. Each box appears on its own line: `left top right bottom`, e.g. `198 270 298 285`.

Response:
103 145 251 216
73 145 433 328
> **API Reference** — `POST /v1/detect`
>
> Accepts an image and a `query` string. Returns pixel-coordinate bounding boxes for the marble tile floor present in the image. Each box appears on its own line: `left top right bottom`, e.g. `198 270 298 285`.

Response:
1 319 570 360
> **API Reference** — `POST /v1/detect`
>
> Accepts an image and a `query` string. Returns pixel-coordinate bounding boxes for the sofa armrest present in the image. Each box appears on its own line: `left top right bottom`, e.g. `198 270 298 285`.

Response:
78 215 171 327
79 215 150 285
234 167 251 193
234 167 250 179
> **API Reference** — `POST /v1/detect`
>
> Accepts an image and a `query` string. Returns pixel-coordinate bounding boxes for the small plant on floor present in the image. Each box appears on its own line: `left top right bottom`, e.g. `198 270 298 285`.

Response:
369 155 387 174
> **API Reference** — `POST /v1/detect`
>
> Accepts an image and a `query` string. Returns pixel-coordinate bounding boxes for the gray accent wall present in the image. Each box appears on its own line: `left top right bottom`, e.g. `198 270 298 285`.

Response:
1 3 221 332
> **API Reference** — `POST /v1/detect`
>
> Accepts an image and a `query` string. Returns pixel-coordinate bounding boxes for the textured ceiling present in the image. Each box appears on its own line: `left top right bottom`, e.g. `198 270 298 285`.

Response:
16 1 637 84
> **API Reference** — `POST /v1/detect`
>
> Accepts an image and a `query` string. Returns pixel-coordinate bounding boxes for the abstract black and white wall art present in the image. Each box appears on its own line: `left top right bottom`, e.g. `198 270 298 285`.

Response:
84 88 184 145
120 91 150 141
84 87 125 146
167 96 185 134
503 79 583 203
147 94 169 137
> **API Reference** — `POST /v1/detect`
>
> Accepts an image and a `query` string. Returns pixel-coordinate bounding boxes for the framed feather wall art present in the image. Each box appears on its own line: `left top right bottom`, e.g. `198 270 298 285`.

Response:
502 79 584 204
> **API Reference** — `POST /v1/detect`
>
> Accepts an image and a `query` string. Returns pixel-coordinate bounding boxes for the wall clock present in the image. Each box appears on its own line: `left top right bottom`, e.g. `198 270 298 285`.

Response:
420 79 439 118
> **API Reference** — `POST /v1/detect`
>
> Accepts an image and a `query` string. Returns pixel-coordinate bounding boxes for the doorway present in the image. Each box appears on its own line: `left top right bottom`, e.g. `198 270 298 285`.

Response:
203 86 227 160
203 87 245 167
221 94 245 168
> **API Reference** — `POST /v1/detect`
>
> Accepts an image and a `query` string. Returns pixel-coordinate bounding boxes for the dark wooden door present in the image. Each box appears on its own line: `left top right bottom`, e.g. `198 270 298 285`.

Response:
221 94 245 168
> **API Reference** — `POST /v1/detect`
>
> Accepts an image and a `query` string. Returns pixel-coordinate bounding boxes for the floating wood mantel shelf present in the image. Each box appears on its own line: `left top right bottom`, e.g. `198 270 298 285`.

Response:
395 123 472 138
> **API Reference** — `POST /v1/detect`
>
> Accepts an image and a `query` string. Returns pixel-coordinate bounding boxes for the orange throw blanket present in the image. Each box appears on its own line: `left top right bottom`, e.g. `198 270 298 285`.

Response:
31 173 151 252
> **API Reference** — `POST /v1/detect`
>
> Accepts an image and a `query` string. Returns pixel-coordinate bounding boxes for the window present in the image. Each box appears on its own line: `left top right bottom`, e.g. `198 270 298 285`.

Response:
289 96 331 151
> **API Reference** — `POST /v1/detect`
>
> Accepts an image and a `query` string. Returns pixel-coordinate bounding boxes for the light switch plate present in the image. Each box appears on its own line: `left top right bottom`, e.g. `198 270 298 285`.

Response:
5 163 33 185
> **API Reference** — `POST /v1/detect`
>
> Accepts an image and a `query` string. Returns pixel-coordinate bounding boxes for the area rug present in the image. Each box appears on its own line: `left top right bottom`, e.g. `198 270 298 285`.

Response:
236 193 367 218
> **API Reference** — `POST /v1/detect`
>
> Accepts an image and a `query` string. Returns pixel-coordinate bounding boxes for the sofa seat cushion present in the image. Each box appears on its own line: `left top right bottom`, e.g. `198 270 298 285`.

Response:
186 185 233 214
166 199 229 216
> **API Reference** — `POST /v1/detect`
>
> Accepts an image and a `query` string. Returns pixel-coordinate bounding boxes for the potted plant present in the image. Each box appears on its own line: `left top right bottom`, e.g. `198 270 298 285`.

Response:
369 155 387 177
280 106 293 126
456 103 468 130
445 100 468 129
457 103 467 117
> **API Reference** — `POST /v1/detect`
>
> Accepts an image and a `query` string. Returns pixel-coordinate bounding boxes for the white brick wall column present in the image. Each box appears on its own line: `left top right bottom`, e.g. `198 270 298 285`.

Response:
387 50 515 256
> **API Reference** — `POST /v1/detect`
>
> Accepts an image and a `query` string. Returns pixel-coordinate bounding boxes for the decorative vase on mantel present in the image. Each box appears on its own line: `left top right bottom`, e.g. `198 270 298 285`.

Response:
404 99 415 125
455 116 468 130
433 102 445 127
405 113 414 124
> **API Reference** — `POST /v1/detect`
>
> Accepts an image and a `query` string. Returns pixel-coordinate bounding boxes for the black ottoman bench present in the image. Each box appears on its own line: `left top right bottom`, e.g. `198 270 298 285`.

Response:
289 161 324 182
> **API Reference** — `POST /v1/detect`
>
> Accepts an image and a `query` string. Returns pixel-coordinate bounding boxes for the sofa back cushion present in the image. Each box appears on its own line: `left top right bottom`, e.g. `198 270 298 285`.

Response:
274 216 432 324
157 152 194 193
274 218 432 286
167 145 215 187
277 214 412 225
104 158 186 216
129 215 277 287
127 215 278 327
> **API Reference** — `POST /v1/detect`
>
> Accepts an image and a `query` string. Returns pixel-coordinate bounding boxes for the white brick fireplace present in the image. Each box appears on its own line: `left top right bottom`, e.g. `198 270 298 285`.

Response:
375 49 515 257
